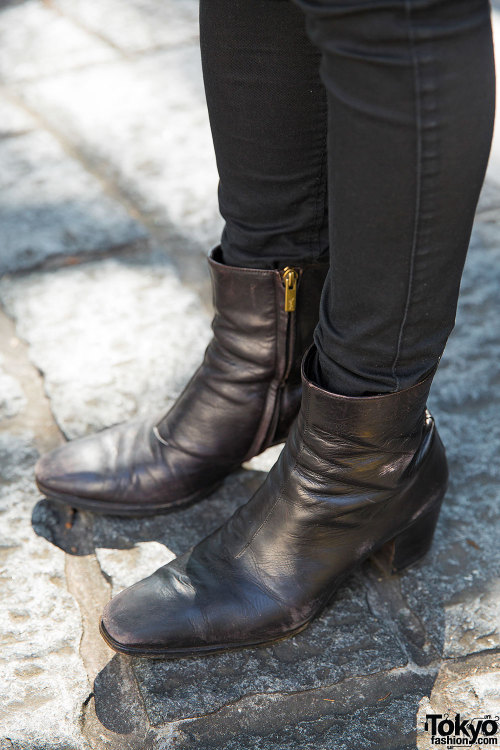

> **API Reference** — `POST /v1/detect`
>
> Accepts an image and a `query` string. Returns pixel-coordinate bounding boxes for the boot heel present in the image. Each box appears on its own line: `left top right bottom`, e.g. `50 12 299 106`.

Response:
375 500 443 575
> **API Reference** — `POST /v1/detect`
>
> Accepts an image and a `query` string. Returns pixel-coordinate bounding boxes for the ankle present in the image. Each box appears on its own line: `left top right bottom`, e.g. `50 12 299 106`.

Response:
310 348 389 397
311 347 436 398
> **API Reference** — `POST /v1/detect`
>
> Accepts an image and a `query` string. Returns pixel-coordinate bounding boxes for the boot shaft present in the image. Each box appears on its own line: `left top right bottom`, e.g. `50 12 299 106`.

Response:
209 246 328 386
301 346 435 447
157 248 329 460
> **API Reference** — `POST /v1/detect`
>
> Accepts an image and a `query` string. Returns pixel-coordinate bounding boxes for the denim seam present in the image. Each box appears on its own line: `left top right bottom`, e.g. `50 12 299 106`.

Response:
309 96 328 258
391 0 423 392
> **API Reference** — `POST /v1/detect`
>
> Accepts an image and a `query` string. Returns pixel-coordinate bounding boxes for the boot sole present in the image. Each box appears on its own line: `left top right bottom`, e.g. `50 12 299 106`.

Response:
35 477 225 517
99 616 312 658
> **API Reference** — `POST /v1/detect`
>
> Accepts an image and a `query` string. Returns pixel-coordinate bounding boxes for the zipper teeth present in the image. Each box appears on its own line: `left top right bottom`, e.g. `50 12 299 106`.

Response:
282 314 295 384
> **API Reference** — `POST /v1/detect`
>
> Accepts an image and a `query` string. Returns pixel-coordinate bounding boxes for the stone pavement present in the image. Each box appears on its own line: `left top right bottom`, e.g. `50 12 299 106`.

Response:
0 1 499 748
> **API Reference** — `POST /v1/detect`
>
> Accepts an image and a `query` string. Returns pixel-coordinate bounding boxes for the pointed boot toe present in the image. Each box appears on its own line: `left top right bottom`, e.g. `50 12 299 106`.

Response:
35 418 200 515
35 431 113 502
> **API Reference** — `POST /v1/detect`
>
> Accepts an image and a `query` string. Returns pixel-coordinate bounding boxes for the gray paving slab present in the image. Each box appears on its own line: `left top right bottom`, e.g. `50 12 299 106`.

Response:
0 96 37 138
0 433 89 750
150 669 435 750
54 0 199 54
0 0 118 83
18 46 222 249
0 354 26 419
145 601 499 748
0 251 211 438
0 128 147 274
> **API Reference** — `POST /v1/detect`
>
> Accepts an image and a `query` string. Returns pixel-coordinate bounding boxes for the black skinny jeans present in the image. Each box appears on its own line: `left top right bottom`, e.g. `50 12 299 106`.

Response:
199 0 495 396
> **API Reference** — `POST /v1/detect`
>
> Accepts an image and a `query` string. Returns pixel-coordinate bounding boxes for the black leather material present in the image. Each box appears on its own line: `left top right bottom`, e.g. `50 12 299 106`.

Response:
99 348 448 656
35 248 329 515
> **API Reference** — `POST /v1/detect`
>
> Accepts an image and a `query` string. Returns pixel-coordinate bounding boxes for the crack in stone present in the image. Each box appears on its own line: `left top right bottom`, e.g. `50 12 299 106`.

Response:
60 515 153 748
363 561 439 667
1 237 150 281
151 661 441 730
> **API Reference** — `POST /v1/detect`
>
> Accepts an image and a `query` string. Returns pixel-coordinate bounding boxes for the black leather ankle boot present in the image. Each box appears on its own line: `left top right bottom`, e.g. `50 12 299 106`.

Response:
99 347 448 656
35 248 328 515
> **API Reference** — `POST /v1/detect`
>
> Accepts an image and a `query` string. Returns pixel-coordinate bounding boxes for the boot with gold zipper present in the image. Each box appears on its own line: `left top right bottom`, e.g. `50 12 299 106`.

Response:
35 246 329 516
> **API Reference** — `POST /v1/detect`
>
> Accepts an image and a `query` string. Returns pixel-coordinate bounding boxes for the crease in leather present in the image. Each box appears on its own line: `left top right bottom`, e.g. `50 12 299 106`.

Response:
236 383 310 558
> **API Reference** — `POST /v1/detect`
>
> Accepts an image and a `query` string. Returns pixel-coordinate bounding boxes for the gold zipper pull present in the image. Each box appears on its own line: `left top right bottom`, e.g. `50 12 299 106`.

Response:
282 267 299 312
